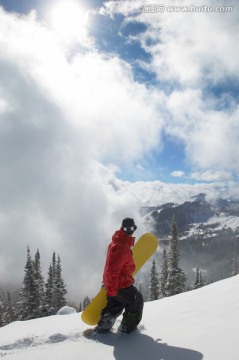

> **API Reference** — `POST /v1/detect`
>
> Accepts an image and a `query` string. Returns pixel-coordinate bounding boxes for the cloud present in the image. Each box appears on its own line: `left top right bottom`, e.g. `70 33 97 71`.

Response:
171 171 185 178
100 0 239 176
166 89 239 172
137 0 239 86
190 170 233 182
108 176 239 206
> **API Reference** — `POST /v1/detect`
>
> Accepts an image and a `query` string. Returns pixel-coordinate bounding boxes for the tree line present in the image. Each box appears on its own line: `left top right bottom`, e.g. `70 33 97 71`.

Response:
147 217 239 301
148 217 204 301
0 247 67 327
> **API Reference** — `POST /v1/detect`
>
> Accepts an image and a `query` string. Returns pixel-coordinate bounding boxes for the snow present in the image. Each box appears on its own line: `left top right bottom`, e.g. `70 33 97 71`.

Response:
181 213 239 239
57 306 76 315
206 213 239 231
1 275 239 360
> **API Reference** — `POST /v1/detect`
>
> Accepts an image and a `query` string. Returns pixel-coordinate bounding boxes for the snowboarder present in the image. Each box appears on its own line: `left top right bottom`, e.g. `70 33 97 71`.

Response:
94 218 144 334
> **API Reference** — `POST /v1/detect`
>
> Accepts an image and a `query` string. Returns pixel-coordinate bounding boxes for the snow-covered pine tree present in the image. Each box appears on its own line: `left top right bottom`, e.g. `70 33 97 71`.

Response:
159 249 168 298
33 249 45 317
192 268 204 289
2 291 17 325
165 217 187 297
55 254 67 311
19 246 39 319
45 253 67 315
45 263 54 315
148 259 160 301
52 252 57 281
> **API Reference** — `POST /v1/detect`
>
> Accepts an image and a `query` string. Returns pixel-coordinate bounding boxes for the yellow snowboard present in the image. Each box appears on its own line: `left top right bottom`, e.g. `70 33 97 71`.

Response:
81 233 158 326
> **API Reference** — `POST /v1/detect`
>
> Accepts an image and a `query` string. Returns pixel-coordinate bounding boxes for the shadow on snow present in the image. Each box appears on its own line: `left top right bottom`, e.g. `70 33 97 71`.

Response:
95 331 203 360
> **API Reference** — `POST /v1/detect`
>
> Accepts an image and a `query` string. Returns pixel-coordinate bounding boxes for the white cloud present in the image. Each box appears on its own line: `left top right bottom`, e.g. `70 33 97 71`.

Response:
0 6 165 163
190 170 233 182
165 89 239 171
137 0 239 86
171 170 185 178
108 176 239 207
100 0 239 174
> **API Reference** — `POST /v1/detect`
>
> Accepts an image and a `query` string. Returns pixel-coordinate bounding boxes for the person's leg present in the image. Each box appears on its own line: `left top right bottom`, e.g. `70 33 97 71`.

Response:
95 296 124 333
117 286 144 333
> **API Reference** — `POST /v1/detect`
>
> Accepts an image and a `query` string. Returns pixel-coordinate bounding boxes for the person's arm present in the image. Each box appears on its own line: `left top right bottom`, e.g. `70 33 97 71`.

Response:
104 244 126 297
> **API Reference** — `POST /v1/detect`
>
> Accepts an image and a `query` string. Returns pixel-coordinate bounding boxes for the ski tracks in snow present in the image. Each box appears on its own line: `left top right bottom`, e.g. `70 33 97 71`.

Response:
0 330 83 357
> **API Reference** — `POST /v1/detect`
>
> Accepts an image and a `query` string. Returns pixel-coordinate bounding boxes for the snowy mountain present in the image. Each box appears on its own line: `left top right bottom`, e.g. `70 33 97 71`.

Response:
142 194 239 239
0 275 239 360
142 194 239 285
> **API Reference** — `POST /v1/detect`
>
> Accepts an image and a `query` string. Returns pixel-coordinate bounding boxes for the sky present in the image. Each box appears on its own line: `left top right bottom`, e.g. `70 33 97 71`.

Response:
0 275 239 360
0 0 238 301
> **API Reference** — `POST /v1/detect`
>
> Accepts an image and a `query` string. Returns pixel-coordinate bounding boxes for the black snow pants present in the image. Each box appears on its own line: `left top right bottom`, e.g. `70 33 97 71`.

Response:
97 285 144 332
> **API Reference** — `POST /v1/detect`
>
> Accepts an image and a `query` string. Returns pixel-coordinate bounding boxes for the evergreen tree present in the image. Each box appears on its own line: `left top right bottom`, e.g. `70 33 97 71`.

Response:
231 238 238 276
192 268 204 289
0 300 4 327
45 264 54 315
33 249 45 317
159 250 168 298
20 246 39 319
2 291 17 325
55 255 67 310
198 269 204 288
165 217 187 297
52 252 57 281
83 296 90 309
45 253 67 315
148 259 160 301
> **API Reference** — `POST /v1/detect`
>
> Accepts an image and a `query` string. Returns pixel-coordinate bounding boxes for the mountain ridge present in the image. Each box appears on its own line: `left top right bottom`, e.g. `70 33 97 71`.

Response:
142 194 239 284
142 193 239 239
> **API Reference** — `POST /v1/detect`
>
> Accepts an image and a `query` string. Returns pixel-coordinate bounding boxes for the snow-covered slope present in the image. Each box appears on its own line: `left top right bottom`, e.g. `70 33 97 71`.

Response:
1 275 239 360
182 212 239 239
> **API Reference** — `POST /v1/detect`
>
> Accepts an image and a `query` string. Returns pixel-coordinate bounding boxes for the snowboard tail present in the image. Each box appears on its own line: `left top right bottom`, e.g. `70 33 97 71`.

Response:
81 233 158 326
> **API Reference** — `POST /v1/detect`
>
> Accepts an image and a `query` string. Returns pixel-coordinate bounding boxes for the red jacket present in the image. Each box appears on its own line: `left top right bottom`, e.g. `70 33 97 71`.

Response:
103 228 136 297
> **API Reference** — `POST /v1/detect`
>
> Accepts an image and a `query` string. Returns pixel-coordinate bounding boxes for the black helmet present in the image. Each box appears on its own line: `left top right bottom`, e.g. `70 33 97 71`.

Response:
121 218 137 235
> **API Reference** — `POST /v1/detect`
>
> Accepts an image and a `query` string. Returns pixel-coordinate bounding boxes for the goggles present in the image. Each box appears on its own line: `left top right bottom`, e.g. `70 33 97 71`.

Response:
123 226 136 232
